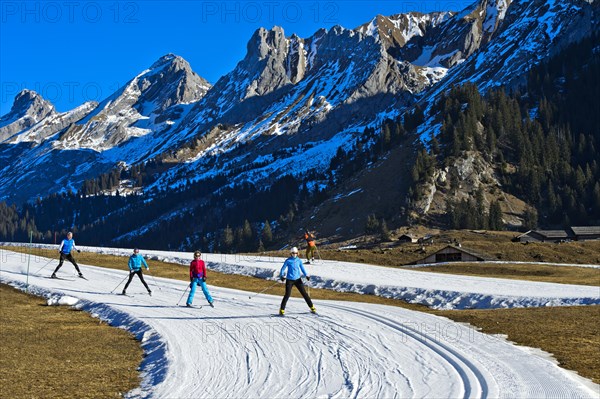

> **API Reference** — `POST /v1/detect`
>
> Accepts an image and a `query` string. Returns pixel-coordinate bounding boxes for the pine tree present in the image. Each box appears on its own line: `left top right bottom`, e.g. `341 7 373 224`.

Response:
257 239 265 252
242 219 253 250
475 188 487 229
221 225 234 253
261 220 273 247
365 214 380 235
593 182 600 218
381 123 392 151
380 219 391 241
488 200 503 231
523 206 538 230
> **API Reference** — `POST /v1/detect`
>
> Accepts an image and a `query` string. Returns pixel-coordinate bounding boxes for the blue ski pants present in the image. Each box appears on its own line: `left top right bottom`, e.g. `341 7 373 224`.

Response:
187 278 213 305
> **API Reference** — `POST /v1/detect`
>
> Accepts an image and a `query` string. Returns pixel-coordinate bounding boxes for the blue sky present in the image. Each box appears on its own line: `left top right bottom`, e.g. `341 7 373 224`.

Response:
1 0 472 114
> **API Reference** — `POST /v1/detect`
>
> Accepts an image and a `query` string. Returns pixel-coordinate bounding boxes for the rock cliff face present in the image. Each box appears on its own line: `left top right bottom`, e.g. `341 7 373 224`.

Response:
0 90 56 141
411 150 528 227
356 12 452 56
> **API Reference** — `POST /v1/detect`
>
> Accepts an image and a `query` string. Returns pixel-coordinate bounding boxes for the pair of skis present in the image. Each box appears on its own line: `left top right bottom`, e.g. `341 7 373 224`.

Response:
271 312 319 319
47 275 88 281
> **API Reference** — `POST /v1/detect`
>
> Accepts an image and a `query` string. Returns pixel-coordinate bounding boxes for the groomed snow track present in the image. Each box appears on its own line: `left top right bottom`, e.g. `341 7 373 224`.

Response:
1 249 598 398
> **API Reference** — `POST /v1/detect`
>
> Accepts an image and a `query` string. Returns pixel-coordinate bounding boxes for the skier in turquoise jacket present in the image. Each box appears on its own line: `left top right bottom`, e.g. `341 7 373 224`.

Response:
51 231 84 279
278 247 316 316
122 248 152 295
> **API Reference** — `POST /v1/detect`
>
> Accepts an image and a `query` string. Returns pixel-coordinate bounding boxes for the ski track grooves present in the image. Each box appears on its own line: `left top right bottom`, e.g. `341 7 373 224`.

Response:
324 302 488 399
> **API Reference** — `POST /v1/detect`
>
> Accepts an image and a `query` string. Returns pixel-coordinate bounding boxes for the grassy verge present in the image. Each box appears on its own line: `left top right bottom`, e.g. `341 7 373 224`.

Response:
2 245 600 385
0 284 142 398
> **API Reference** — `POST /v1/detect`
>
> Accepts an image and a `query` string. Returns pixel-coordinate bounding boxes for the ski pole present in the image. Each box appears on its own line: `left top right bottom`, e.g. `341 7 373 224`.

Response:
146 270 162 291
111 274 130 294
248 280 280 300
316 246 323 263
177 284 191 306
34 256 56 275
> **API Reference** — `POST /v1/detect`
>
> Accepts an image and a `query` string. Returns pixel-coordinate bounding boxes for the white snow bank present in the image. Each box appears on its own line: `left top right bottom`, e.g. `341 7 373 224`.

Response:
3 243 600 310
47 295 79 306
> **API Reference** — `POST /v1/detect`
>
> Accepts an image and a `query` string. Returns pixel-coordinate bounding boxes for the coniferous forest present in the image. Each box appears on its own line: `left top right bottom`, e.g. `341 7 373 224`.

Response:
1 32 598 248
430 32 600 228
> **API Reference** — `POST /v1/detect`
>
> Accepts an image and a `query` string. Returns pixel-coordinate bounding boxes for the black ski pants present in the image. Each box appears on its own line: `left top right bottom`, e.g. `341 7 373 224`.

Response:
53 252 81 275
124 270 150 291
280 278 313 310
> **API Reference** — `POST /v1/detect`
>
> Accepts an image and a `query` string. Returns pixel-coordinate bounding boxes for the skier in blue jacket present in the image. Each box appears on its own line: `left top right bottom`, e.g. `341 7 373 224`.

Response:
51 232 84 279
279 247 316 316
122 248 152 295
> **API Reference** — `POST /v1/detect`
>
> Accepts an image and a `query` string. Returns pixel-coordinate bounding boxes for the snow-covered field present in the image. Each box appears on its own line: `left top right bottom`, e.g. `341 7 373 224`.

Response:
8 243 599 310
1 248 599 398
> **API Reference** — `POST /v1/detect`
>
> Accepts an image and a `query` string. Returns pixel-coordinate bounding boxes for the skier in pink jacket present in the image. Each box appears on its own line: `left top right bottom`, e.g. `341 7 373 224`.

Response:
186 250 214 307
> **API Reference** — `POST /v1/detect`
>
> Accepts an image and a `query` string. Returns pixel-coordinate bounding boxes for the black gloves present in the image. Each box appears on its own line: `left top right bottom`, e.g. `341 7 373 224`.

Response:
77 250 81 253
279 276 285 282
202 278 206 282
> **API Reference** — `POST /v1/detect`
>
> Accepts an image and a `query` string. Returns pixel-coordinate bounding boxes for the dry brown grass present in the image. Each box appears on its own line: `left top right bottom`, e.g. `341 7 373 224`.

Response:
2 245 600 387
0 284 142 398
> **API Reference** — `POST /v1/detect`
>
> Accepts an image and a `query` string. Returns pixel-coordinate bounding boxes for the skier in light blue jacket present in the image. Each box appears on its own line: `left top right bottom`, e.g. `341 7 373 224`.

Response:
51 231 84 279
122 248 152 295
279 247 316 316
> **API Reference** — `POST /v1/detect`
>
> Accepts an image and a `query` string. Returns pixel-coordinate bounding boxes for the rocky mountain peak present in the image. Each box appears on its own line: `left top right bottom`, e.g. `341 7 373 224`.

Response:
6 89 55 119
204 25 301 105
358 12 450 48
0 90 56 141
140 53 211 109
50 54 212 153
149 53 181 69
246 26 288 61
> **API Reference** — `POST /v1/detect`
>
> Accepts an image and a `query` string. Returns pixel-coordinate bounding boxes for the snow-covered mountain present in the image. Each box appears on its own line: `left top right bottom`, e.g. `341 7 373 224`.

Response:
57 54 210 152
0 54 211 203
0 89 59 142
1 95 98 146
138 0 598 203
0 0 598 239
421 0 597 97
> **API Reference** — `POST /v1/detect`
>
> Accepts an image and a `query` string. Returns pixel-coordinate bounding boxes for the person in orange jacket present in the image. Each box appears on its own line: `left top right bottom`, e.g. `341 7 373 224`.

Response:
303 229 317 264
